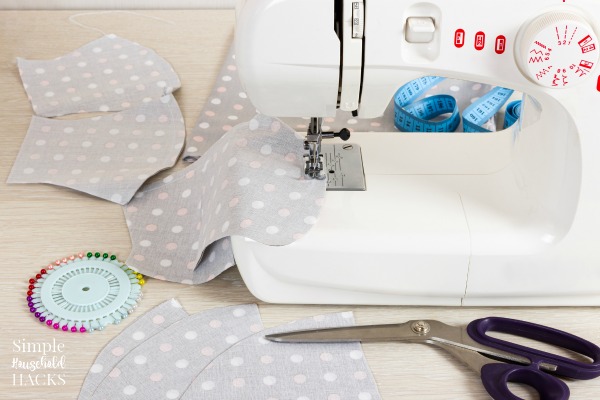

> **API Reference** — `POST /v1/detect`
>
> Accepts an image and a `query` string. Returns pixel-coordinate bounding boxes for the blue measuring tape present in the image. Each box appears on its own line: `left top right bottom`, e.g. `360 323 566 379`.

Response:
393 77 521 133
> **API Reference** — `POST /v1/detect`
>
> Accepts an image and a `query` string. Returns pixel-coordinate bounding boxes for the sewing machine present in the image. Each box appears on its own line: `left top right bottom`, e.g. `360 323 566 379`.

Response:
230 0 600 305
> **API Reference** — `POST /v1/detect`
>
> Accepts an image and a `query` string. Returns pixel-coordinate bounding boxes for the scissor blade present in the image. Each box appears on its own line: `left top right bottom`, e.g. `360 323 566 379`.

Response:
266 323 415 343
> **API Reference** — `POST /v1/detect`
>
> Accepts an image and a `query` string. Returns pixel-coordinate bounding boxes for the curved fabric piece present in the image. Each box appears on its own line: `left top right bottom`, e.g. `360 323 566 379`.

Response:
123 115 326 283
181 312 381 400
90 304 262 400
79 299 188 400
17 34 180 117
7 94 185 205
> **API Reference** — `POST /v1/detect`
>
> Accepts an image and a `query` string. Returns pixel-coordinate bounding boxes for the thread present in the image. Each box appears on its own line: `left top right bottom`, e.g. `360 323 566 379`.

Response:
68 10 175 36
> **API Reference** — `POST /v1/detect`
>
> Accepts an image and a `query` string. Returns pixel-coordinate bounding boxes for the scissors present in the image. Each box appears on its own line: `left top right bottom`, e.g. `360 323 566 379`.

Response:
266 317 600 400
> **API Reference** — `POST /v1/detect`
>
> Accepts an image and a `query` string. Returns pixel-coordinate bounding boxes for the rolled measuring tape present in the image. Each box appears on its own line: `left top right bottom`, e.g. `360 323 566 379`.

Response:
393 76 521 133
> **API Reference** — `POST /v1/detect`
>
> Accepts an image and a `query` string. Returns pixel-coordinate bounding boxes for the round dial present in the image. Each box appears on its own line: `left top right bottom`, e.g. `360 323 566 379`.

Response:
517 11 599 88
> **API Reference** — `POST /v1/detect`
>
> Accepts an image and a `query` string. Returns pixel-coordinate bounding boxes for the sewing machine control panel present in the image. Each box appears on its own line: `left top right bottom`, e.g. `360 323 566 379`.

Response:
516 11 599 88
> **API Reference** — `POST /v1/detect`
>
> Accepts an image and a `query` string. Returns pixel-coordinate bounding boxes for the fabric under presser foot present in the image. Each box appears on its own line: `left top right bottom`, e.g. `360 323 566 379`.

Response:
180 312 381 400
17 34 180 117
123 114 326 284
79 299 188 400
89 304 262 400
7 94 185 205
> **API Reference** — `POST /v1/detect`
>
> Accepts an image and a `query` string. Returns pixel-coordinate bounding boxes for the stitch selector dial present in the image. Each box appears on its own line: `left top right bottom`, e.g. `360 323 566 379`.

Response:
517 11 599 88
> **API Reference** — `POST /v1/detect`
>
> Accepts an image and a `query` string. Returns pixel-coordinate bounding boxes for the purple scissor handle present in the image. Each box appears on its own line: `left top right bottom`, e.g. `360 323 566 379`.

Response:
467 317 600 400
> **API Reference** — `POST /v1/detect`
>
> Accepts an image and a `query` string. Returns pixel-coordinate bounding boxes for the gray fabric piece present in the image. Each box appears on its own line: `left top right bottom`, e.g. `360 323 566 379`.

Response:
18 34 180 117
90 304 263 400
123 114 326 284
79 299 188 400
7 94 185 205
182 312 381 400
182 45 496 162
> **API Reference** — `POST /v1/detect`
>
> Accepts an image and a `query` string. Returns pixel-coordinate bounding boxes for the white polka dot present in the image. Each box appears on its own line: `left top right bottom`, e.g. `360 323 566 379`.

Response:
165 389 179 399
35 68 45 74
152 208 163 216
157 80 167 88
266 226 279 234
238 177 250 186
160 259 172 267
347 118 358 124
144 60 154 66
100 156 111 163
233 308 246 317
35 139 46 146
252 201 264 209
210 98 221 105
128 143 139 150
199 122 210 129
201 381 215 391
181 189 191 198
222 75 232 81
111 194 123 203
274 168 286 176
71 96 81 102
225 335 239 344
134 355 147 365
221 221 230 232
81 141 92 148
136 115 146 122
87 83 98 90
130 75 140 81
263 376 276 386
50 153 64 162
123 385 137 395
139 240 151 247
23 168 34 174
115 88 125 95
147 157 158 163
61 76 71 82
324 372 337 382
450 85 460 92
304 216 317 225
77 62 87 67
239 92 247 98
131 331 145 340
175 359 189 369
90 363 103 373
358 393 372 400
230 357 244 366
260 144 272 155
249 119 259 130
350 350 363 359
228 157 237 167
184 331 198 340
171 225 183 233
291 354 303 363
92 47 102 53
289 192 301 200
89 177 100 184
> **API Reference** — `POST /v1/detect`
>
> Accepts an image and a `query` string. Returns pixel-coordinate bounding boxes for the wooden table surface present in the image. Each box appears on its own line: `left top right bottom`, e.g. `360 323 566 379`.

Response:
1 10 599 400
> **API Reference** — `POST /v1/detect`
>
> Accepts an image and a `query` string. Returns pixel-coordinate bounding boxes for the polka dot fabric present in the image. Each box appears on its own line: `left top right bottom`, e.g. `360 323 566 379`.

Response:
181 312 381 400
79 299 188 400
89 304 262 400
7 95 185 205
182 45 496 162
17 34 180 117
123 114 326 284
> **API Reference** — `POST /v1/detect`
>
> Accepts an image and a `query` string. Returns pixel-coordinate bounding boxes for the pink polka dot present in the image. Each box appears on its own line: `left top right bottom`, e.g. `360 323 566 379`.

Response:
109 79 118 85
249 161 261 169
293 233 304 240
193 136 205 143
87 128 97 134
145 224 157 232
240 219 253 228
113 176 124 182
186 170 195 179
186 261 196 270
113 114 124 122
370 121 382 127
264 184 275 192
260 355 273 364
320 352 333 361
229 198 239 207
109 368 121 378
40 80 49 86
82 73 92 78
227 65 237 71
66 88 76 93
271 121 281 132
133 254 145 261
209 320 222 328
201 347 214 356
127 206 138 213
151 143 161 150
166 242 178 251
315 198 326 207
222 125 232 131
354 371 367 380
111 347 124 356
232 378 245 387
217 86 226 93
150 71 160 77
105 142 115 149
236 138 247 147
59 140 69 147
121 102 131 108
285 153 297 162
149 372 163 382
294 374 307 384
233 104 243 110
41 126 51 133
136 84 145 91
47 169 58 175
278 209 290 217
177 208 188 216
30 154 40 160
205 111 215 117
158 115 169 123
159 343 172 352
57 65 66 71
124 156 134 163
329 395 341 400
250 324 262 332
77 155 86 162
93 92 102 98
132 129 142 136
158 192 169 200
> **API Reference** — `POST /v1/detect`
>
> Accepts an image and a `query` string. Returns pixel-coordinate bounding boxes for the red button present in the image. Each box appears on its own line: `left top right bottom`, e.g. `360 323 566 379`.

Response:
495 35 506 54
475 31 485 51
454 29 465 48
597 75 600 92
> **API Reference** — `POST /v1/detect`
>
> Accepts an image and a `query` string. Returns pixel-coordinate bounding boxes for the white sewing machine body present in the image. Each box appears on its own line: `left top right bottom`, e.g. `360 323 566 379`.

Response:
231 0 600 305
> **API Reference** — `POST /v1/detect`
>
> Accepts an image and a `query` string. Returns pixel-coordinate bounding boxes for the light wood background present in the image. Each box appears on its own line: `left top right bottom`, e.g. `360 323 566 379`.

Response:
0 10 599 400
